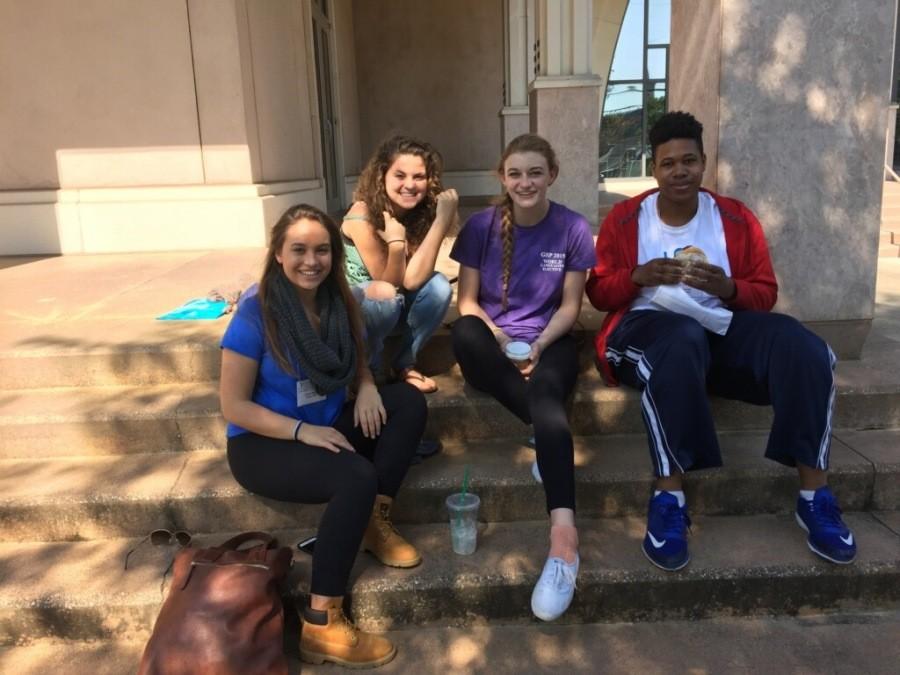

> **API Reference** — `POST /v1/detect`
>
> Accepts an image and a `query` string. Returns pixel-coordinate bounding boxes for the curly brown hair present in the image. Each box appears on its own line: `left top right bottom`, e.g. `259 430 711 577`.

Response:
353 135 444 248
495 134 559 310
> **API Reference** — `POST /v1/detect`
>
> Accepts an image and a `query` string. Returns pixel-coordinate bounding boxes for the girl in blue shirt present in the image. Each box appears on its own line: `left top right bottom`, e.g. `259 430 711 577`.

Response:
220 204 425 668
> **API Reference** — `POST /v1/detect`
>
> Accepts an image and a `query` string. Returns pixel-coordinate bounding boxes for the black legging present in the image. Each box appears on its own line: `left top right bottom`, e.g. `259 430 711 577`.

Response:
452 315 579 513
226 382 426 597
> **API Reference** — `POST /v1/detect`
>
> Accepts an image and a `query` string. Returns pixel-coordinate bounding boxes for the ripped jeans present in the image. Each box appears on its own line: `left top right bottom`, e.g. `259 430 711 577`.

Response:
351 272 452 373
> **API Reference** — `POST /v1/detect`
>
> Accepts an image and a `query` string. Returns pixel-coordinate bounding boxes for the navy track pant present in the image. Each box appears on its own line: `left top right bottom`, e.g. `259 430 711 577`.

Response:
606 309 836 477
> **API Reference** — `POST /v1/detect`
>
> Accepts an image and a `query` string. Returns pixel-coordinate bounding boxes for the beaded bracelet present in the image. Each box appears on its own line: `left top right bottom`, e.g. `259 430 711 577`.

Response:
292 419 303 441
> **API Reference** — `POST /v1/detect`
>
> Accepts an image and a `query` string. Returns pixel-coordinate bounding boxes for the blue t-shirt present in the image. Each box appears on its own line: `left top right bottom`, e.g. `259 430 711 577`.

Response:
220 294 347 438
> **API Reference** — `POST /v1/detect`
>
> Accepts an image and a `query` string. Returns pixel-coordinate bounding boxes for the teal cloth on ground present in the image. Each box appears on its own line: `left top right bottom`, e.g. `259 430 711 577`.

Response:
157 298 229 320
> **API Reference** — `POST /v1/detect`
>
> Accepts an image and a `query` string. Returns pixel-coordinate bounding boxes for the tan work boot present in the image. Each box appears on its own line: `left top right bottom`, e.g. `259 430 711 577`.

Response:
362 495 422 568
300 603 396 668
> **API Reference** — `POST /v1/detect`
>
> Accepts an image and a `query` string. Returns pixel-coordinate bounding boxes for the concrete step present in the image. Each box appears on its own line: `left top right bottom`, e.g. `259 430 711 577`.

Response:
0 382 224 458
1 429 897 542
0 239 891 392
4 611 900 674
0 241 462 390
0 329 225 390
1 512 897 643
0 238 636 391
0 304 607 391
3 340 900 458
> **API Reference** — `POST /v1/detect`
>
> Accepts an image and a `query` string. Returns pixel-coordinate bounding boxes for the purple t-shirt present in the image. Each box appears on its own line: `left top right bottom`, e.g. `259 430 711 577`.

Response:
450 201 596 342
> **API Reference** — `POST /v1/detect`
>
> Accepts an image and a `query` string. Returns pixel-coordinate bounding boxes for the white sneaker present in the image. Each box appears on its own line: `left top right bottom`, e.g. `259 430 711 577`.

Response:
531 460 542 483
531 555 579 621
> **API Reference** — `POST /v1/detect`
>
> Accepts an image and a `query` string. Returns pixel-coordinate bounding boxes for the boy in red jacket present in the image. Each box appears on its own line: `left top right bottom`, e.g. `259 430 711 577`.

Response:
586 111 855 571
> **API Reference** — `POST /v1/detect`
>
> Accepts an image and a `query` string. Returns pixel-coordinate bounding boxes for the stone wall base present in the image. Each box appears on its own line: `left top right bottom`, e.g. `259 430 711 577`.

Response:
529 80 602 223
0 181 325 254
805 319 872 361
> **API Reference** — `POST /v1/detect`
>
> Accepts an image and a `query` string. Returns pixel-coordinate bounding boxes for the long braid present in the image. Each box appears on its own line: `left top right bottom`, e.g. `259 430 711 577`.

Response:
500 194 515 312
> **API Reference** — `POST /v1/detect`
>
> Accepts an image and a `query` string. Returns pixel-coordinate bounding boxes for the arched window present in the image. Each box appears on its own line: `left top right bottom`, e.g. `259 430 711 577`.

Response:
599 0 670 179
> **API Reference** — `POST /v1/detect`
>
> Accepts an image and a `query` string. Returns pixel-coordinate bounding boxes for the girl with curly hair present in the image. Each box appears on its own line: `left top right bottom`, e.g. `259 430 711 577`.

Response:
343 135 457 393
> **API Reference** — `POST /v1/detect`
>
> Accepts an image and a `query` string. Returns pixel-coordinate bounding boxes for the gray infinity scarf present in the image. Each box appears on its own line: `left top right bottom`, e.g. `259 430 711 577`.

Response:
270 270 356 395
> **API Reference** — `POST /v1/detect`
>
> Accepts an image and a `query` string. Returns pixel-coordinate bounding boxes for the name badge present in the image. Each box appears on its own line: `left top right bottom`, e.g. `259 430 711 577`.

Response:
297 379 326 407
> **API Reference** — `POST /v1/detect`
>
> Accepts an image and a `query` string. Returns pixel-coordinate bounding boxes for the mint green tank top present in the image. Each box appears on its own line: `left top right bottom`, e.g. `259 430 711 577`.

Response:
342 215 373 285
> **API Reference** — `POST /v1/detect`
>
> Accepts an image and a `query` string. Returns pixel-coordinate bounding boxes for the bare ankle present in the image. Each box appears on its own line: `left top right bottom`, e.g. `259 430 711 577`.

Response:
655 475 683 493
548 524 578 564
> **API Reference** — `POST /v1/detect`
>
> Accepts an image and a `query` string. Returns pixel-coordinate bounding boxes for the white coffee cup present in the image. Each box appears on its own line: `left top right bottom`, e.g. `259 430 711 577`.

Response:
504 340 531 370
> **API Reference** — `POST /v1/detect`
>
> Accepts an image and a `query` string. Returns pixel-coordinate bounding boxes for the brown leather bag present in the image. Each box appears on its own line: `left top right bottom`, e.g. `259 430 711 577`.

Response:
138 531 294 675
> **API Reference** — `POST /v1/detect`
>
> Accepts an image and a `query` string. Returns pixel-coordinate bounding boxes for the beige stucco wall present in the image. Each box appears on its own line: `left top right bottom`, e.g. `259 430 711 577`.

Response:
333 0 363 176
0 0 203 189
352 0 504 171
0 0 331 254
0 0 325 189
245 0 319 182
0 0 326 191
187 0 259 185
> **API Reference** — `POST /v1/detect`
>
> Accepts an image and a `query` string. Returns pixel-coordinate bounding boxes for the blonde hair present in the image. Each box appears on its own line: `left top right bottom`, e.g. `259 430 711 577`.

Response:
495 134 559 311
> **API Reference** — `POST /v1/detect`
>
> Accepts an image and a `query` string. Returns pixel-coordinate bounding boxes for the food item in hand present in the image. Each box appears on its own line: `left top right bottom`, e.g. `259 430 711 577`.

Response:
674 245 708 263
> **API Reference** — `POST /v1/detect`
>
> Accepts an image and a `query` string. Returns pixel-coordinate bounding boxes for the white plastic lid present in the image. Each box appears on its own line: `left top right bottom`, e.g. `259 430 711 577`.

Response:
505 341 531 359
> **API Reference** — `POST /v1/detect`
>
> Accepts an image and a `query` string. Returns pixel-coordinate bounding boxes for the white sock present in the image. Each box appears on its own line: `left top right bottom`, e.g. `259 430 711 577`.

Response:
799 490 816 501
655 489 686 508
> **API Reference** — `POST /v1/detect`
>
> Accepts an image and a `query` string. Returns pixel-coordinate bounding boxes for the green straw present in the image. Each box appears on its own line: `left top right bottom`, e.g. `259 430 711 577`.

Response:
455 464 471 529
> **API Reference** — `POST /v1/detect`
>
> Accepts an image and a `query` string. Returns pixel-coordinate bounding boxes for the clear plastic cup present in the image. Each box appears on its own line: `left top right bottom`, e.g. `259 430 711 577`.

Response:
504 341 531 370
445 493 480 555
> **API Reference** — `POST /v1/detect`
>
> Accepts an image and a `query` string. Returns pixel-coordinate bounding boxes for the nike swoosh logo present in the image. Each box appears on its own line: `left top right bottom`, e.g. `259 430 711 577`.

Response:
840 534 854 546
647 532 667 549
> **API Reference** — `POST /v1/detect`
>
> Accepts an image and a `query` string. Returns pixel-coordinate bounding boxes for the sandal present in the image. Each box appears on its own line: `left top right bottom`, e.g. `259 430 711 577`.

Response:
410 439 443 465
399 368 438 393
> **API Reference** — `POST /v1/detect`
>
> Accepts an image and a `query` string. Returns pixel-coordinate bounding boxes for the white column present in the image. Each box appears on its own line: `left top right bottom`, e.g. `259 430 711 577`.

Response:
501 0 531 147
534 0 596 81
529 0 602 221
506 0 529 106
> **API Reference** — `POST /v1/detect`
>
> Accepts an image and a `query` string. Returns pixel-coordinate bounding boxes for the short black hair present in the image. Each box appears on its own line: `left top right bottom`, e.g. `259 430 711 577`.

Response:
649 111 704 160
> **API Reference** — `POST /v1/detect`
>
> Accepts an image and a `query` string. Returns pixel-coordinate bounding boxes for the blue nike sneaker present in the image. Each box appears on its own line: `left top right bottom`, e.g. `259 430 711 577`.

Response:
795 486 857 564
642 491 691 571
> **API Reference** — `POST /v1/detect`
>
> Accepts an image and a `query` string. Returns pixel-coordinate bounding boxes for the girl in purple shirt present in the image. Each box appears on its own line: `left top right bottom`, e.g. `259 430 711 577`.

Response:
450 134 596 622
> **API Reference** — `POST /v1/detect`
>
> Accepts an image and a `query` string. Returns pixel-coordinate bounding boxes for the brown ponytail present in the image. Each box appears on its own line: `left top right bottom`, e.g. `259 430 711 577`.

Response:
499 193 515 311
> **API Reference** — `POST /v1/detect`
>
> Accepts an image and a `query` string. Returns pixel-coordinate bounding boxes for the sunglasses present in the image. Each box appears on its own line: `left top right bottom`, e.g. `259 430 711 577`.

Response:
124 529 192 570
149 529 192 547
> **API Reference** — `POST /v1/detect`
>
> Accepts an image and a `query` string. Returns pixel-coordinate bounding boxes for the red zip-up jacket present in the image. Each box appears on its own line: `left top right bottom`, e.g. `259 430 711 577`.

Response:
585 188 778 385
